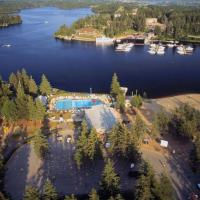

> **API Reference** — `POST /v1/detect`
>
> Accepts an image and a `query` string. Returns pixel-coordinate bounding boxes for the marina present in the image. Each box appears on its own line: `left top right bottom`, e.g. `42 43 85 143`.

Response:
0 7 200 98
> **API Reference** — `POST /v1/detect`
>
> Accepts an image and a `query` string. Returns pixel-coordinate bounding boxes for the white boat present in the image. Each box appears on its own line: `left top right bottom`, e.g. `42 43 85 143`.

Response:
167 43 174 48
157 50 165 55
44 21 48 24
150 43 156 48
115 43 133 52
126 43 134 48
176 45 187 55
177 50 185 55
116 39 121 43
186 46 193 52
177 45 184 51
2 44 11 48
116 43 127 51
158 45 165 50
148 49 156 55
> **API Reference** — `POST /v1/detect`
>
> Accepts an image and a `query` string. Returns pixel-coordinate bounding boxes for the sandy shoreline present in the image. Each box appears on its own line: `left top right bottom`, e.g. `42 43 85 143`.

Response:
148 93 200 111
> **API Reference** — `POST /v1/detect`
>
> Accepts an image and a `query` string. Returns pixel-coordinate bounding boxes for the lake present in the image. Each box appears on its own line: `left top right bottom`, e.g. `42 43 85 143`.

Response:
0 7 200 98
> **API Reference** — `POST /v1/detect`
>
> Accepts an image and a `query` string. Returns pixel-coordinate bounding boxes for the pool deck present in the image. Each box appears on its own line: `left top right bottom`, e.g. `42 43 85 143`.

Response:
49 94 112 111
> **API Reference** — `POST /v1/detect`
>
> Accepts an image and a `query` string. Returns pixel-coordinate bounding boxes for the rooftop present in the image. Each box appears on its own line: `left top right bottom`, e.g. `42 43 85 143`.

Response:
85 104 118 133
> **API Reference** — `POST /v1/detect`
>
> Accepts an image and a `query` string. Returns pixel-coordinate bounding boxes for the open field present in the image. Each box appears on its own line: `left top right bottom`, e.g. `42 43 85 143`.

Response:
140 93 200 123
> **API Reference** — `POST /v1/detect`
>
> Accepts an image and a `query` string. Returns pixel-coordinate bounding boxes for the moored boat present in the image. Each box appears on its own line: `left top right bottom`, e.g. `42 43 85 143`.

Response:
2 44 11 47
115 43 133 52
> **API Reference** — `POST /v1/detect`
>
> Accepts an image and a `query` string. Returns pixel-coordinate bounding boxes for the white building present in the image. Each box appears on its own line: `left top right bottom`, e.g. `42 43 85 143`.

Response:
85 105 118 133
96 37 114 45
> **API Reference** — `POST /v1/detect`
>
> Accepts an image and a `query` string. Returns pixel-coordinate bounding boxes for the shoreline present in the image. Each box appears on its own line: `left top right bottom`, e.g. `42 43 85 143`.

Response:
55 34 96 42
55 34 200 45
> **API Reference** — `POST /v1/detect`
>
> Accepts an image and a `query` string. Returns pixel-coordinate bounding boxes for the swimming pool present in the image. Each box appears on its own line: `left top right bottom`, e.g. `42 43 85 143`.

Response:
55 99 103 110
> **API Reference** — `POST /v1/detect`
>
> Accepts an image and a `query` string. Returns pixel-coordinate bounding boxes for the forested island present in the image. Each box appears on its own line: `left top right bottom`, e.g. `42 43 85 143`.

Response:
55 4 200 43
0 0 102 14
0 15 22 27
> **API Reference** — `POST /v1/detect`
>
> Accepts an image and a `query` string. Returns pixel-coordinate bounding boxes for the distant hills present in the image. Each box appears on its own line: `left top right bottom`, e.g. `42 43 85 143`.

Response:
115 0 200 6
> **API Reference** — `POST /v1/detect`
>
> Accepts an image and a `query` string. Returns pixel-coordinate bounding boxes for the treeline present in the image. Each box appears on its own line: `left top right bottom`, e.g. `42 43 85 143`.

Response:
19 161 174 200
91 2 137 14
0 69 52 123
55 9 143 38
0 15 22 27
0 0 102 14
137 6 200 39
56 4 200 40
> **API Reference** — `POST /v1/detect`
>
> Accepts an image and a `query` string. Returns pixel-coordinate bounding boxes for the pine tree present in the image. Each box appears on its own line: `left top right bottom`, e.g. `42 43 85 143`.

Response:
191 135 200 172
39 74 51 96
43 179 58 200
27 96 36 120
153 174 174 200
74 149 83 169
23 186 40 200
9 72 18 91
28 77 38 95
21 68 30 92
87 128 100 160
135 162 155 200
74 121 88 168
1 99 17 122
135 175 151 200
16 70 23 85
77 120 88 155
130 94 143 108
32 129 49 159
0 83 12 97
64 194 77 200
108 124 121 155
100 159 120 196
116 92 125 112
110 73 121 100
15 84 28 120
132 115 146 140
89 188 99 200
35 99 46 120
153 110 170 136
16 82 25 98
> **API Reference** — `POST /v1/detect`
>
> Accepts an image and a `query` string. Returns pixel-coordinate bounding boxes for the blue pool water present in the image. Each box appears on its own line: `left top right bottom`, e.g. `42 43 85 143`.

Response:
55 99 102 110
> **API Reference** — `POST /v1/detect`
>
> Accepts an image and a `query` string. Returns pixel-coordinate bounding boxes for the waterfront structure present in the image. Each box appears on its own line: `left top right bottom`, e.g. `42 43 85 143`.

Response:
96 37 114 45
145 18 166 31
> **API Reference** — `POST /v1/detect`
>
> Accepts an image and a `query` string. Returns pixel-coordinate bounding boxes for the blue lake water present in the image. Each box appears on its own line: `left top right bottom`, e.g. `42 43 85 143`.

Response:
0 7 200 98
